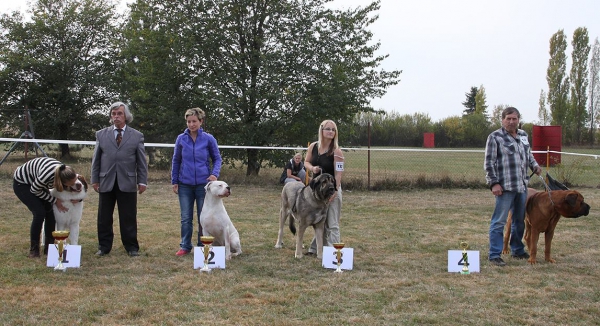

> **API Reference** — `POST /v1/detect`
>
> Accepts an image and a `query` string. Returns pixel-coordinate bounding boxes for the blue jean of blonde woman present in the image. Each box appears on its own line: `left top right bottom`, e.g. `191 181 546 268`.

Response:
488 190 527 260
309 187 342 253
178 183 206 251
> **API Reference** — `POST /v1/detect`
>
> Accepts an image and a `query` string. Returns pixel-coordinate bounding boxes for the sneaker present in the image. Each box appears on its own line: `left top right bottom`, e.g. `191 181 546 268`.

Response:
511 252 530 259
176 249 190 256
489 257 506 266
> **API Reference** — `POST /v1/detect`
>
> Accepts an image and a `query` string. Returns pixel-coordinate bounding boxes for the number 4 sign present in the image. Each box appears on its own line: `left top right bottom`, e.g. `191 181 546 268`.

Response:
447 250 480 273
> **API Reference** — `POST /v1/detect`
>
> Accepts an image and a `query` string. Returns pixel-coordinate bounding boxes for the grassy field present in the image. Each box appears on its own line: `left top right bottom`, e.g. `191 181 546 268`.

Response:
1 164 600 324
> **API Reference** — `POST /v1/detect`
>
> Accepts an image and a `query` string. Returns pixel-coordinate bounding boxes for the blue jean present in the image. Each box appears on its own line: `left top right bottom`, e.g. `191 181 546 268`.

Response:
489 190 527 259
178 183 206 251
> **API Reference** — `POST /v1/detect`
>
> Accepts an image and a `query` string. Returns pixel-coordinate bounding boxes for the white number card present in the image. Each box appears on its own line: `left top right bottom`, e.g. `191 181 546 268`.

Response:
193 246 226 270
46 245 81 269
447 250 480 273
322 246 354 270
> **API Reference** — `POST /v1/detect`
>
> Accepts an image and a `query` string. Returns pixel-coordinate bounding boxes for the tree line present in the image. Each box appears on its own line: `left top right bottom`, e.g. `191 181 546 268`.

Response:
345 28 600 148
1 1 598 174
0 0 401 174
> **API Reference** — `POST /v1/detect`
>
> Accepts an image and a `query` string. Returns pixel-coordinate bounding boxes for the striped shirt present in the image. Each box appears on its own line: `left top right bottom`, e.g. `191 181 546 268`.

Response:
13 157 61 203
484 128 539 193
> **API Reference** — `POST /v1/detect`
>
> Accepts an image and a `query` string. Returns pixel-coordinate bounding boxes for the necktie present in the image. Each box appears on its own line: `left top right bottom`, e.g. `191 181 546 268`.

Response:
116 129 123 146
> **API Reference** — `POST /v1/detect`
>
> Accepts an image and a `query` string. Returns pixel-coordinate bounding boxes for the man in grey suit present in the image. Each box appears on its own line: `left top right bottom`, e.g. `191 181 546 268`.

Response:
91 101 148 257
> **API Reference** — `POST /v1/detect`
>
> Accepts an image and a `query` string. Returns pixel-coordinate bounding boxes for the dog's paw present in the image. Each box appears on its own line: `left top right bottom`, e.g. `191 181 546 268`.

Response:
295 252 303 259
546 258 556 263
274 242 283 249
527 258 537 265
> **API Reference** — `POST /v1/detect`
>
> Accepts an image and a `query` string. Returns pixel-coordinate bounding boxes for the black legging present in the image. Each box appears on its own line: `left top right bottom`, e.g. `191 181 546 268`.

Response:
13 179 55 244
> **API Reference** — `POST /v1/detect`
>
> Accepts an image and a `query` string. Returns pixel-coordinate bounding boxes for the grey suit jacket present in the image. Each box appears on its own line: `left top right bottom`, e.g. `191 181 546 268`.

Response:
91 125 148 193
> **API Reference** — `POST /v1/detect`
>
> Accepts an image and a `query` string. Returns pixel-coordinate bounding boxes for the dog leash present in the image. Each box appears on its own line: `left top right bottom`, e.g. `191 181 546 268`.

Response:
536 174 555 206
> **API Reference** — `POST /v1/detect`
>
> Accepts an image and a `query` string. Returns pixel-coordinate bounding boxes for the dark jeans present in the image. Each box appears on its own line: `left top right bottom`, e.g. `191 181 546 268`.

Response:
13 179 55 244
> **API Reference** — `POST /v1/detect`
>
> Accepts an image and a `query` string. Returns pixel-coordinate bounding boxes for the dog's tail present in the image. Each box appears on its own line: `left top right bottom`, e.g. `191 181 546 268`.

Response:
289 215 296 235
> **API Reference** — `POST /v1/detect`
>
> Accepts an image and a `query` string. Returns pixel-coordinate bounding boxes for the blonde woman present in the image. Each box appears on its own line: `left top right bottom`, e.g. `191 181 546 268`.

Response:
303 119 344 255
281 152 306 184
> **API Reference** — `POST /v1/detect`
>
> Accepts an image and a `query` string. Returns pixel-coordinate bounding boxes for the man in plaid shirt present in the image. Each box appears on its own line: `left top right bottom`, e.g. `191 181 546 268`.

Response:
484 107 542 266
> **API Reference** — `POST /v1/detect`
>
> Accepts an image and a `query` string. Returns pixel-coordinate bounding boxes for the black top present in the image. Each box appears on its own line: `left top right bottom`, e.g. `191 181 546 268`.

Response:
285 159 304 176
310 143 336 185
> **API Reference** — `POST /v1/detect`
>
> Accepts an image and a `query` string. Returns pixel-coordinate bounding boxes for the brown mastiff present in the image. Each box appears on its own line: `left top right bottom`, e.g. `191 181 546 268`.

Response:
502 188 537 255
503 189 590 264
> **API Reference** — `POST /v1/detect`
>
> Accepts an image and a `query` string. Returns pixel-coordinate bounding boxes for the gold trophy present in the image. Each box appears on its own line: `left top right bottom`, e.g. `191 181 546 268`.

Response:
52 230 70 271
199 236 215 273
460 241 470 275
333 242 345 273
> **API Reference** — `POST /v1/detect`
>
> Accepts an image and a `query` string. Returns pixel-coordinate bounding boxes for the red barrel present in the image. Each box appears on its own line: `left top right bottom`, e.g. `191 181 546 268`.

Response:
532 125 561 166
423 132 435 148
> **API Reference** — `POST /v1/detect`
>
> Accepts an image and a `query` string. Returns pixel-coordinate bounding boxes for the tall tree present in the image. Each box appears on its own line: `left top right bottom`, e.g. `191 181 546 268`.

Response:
462 86 478 115
122 0 401 175
474 84 488 116
546 29 570 140
538 89 550 125
0 0 121 157
569 27 590 144
589 37 600 145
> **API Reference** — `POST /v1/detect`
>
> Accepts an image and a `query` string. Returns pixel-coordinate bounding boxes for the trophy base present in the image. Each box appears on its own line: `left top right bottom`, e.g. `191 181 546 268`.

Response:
460 269 470 275
199 265 212 273
334 266 343 273
54 263 67 272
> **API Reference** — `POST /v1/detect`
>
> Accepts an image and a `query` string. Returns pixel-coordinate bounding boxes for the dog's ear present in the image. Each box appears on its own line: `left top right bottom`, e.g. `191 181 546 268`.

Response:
309 176 318 190
77 174 89 192
205 182 212 191
565 193 579 207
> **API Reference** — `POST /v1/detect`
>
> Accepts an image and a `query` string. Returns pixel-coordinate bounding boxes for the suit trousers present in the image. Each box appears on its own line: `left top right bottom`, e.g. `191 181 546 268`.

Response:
97 178 139 253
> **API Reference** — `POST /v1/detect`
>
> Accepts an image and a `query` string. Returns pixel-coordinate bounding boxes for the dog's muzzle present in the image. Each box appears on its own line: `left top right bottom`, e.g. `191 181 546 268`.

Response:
70 183 83 192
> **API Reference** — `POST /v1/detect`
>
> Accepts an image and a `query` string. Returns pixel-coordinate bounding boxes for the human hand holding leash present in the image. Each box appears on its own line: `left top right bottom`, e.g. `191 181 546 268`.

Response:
491 184 503 196
93 183 99 193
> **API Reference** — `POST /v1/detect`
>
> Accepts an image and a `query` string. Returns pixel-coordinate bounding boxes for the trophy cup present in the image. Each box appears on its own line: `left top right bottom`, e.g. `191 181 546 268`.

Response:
460 241 470 275
199 236 215 273
52 230 70 271
333 242 345 273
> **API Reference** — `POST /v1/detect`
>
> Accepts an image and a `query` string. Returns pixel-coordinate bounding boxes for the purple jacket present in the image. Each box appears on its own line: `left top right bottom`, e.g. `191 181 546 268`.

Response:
171 128 222 186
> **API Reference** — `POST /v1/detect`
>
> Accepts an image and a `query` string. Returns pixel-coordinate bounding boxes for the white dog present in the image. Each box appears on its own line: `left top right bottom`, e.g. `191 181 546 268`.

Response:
50 174 88 245
200 181 241 260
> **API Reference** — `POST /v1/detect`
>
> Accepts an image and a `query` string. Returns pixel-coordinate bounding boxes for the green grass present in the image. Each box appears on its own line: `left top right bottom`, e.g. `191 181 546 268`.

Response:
1 174 600 325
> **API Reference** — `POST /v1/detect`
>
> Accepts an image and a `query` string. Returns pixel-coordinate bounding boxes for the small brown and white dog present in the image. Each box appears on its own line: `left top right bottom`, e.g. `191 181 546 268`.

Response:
50 174 88 245
200 181 241 260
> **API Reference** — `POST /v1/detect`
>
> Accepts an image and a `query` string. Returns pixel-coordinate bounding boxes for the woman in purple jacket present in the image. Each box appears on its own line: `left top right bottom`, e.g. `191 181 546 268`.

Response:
171 108 222 256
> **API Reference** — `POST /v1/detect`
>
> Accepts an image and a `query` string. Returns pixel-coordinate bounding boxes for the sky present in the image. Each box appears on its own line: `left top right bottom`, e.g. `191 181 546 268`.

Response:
2 0 599 123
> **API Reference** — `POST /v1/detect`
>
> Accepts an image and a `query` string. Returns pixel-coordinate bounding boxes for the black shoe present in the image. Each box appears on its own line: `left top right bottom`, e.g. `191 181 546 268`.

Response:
489 257 506 266
95 250 108 256
305 251 316 256
128 250 139 257
511 252 530 259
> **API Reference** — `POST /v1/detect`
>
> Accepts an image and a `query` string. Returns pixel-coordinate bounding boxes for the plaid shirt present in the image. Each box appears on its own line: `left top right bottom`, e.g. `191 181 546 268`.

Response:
484 127 539 193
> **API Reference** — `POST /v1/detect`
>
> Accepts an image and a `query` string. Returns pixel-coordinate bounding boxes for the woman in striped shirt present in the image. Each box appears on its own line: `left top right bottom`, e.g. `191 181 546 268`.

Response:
13 157 79 258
